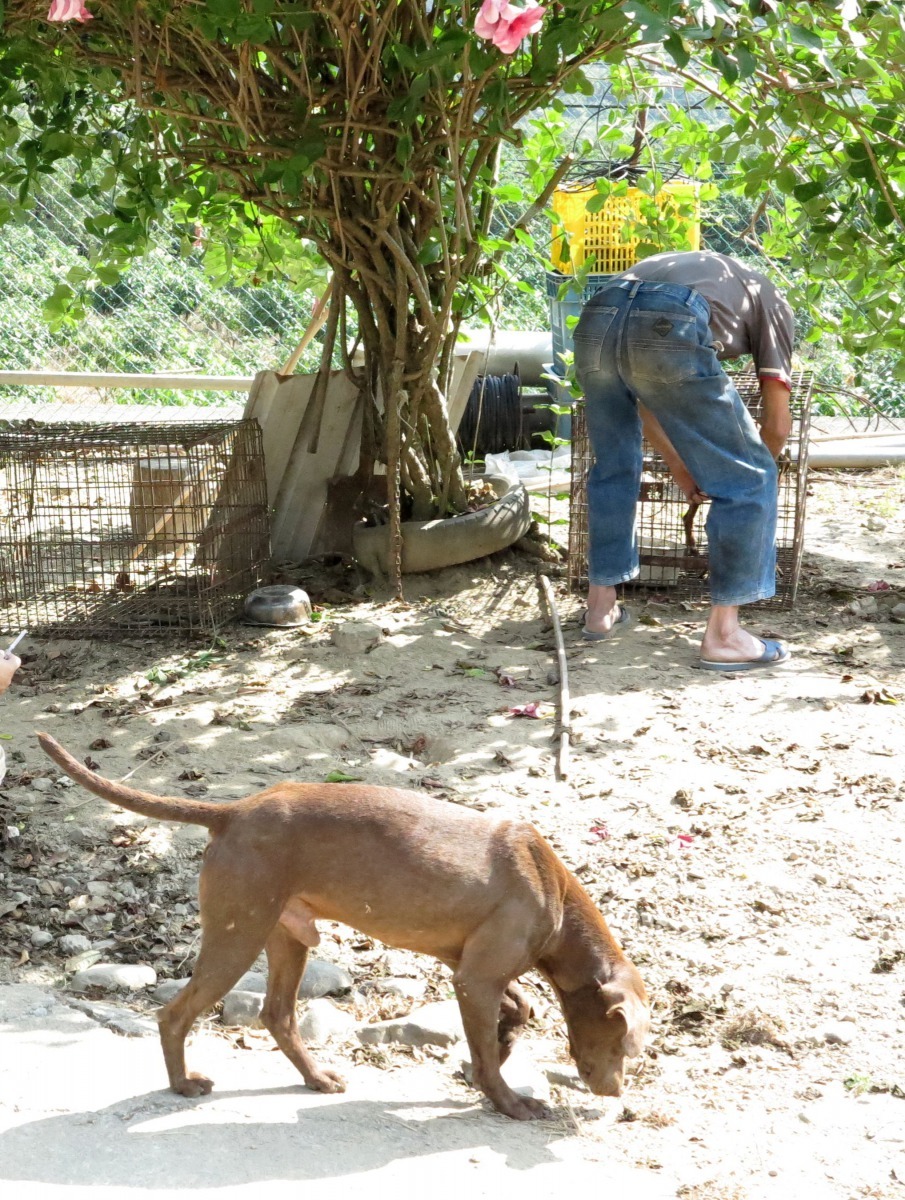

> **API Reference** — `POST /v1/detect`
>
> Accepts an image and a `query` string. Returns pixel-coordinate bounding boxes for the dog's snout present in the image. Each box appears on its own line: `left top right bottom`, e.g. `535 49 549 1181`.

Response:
591 1078 623 1097
581 1062 625 1097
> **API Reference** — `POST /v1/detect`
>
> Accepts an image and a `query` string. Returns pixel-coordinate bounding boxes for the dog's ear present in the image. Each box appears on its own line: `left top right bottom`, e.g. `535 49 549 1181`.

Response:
599 983 650 1058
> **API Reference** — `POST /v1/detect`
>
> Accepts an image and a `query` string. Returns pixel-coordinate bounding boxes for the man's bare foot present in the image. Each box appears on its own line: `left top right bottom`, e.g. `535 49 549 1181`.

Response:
701 605 788 665
700 624 775 663
584 584 623 637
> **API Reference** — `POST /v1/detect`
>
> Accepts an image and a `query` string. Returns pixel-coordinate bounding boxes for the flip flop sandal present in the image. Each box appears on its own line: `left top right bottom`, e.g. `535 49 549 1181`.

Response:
697 637 791 672
582 606 632 641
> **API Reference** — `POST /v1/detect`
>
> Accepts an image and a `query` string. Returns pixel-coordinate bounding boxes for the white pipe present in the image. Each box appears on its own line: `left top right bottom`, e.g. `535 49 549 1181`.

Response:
806 434 902 448
457 330 553 386
807 434 905 468
0 371 254 391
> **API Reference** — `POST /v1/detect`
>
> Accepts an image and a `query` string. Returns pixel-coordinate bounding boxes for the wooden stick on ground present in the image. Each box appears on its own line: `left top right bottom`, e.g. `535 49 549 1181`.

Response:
538 573 571 781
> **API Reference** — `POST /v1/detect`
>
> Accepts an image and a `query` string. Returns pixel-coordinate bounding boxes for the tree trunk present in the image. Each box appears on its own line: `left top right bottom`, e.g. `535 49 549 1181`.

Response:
316 198 471 591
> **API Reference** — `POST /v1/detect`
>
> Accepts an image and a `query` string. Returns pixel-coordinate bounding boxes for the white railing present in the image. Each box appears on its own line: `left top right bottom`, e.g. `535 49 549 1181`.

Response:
0 371 254 390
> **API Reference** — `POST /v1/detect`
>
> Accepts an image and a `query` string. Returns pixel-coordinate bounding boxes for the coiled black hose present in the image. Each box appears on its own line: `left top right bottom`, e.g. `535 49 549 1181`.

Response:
457 373 524 458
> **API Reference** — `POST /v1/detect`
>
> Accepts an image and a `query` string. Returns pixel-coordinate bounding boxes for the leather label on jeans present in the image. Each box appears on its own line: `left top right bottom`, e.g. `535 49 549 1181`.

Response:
653 317 674 336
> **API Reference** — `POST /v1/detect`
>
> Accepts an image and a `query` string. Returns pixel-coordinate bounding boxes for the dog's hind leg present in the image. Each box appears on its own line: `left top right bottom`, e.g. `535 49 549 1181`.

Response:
261 923 346 1094
158 867 281 1097
158 926 269 1096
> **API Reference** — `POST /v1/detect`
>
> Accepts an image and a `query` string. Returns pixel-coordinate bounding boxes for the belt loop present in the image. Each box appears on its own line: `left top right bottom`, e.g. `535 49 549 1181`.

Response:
628 280 642 300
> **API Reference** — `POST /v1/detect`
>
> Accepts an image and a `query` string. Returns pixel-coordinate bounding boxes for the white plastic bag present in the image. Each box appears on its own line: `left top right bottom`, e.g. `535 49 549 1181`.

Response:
484 447 571 494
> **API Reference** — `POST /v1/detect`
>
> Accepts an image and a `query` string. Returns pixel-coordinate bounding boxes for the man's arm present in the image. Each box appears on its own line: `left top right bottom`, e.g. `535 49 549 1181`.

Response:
759 378 792 459
638 404 708 503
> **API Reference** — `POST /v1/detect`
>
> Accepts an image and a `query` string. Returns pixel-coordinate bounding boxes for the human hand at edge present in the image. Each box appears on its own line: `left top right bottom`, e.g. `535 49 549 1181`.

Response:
0 653 21 695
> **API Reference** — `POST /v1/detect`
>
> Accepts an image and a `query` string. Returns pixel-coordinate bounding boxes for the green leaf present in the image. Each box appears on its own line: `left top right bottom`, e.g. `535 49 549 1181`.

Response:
663 30 690 69
43 130 74 157
735 45 758 79
711 48 739 85
41 282 74 321
622 1 672 41
793 179 826 203
393 43 419 72
773 166 798 194
277 8 315 30
788 23 824 51
324 770 363 783
872 200 895 229
416 238 443 265
561 69 594 97
584 192 611 214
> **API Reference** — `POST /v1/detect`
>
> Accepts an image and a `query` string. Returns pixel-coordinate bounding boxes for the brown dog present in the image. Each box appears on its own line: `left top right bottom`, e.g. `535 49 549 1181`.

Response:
38 732 649 1120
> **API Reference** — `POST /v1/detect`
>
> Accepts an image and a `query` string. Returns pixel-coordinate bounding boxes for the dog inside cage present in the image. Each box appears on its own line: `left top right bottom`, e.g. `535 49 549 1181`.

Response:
0 419 270 636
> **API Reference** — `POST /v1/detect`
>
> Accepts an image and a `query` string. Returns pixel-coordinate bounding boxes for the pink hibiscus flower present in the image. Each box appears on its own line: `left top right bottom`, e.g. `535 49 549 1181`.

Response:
47 0 93 22
474 0 545 54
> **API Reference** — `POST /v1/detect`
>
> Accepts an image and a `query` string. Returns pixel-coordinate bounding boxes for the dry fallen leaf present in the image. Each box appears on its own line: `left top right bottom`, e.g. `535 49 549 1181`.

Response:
860 688 899 705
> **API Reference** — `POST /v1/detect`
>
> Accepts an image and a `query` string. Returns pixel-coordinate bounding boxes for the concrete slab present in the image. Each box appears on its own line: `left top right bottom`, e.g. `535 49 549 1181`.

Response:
0 984 676 1200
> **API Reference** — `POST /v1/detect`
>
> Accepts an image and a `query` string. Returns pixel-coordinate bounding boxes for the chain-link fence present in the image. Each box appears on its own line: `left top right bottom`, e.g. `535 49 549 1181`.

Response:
4 81 902 426
0 163 323 420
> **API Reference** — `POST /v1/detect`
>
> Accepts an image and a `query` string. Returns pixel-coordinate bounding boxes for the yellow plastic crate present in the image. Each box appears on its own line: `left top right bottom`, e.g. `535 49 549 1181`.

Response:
551 181 701 274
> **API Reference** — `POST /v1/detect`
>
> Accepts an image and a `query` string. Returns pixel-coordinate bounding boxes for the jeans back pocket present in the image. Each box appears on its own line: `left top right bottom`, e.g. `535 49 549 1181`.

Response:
625 309 713 385
573 305 619 375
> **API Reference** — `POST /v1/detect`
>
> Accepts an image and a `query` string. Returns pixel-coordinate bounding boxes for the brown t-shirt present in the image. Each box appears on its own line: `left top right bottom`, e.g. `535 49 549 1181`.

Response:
620 251 794 386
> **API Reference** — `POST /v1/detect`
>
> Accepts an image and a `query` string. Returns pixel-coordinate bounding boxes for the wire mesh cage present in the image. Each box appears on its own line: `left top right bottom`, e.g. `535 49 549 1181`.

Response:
0 419 270 637
568 370 813 608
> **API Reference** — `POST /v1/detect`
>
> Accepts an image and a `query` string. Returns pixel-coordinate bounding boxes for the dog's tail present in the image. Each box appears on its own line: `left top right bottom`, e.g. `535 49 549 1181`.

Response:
37 732 229 831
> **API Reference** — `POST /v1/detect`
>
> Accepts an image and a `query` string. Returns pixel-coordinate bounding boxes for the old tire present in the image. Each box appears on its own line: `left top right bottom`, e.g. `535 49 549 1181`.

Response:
352 475 531 577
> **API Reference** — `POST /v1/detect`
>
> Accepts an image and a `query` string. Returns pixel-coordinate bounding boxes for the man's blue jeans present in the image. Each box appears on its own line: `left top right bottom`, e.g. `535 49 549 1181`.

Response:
573 278 778 607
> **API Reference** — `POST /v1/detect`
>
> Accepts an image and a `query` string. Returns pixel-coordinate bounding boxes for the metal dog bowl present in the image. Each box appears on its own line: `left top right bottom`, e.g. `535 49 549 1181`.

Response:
243 585 312 627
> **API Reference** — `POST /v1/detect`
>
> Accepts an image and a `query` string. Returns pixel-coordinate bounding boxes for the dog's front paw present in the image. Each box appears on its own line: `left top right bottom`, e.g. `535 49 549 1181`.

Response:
306 1069 346 1095
494 1092 551 1122
174 1072 214 1097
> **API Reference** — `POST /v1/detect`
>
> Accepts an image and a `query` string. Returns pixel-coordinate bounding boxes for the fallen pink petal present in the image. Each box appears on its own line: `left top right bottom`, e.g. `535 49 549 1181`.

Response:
47 0 93 21
675 833 695 849
589 824 610 841
496 672 518 688
866 580 892 591
507 702 550 718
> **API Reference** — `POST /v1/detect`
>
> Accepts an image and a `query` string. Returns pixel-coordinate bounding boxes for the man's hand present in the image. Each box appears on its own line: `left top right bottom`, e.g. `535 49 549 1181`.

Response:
671 465 709 505
0 653 21 695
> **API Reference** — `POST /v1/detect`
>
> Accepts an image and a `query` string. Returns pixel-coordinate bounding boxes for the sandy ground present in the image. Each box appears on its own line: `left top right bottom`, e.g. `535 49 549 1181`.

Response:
1 468 905 1200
